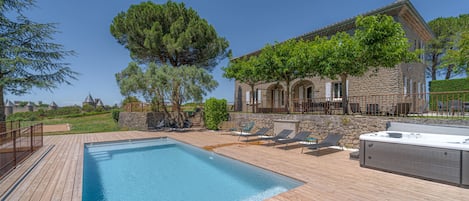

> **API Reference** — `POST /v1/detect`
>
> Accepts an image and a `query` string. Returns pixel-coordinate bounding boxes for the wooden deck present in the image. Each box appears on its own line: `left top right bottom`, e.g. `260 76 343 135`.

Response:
1 130 468 201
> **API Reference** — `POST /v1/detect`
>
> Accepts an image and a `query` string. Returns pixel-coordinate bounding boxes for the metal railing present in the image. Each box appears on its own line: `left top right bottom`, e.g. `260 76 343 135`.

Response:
272 91 469 118
0 122 43 179
0 121 21 132
123 102 205 113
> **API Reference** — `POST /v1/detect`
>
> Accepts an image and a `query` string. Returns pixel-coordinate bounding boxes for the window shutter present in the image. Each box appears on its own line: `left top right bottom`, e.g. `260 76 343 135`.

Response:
403 76 407 95
346 80 349 96
325 82 331 100
246 91 250 104
257 90 261 103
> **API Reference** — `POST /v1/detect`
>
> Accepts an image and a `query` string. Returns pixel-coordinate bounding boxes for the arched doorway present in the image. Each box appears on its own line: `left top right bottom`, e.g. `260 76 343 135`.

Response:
292 80 314 112
265 84 286 113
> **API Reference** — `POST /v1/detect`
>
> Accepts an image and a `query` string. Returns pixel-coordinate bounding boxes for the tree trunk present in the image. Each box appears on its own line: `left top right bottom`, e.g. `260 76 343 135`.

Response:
341 74 349 115
445 64 454 80
431 53 438 80
0 84 6 133
250 85 255 113
285 80 290 114
171 83 185 128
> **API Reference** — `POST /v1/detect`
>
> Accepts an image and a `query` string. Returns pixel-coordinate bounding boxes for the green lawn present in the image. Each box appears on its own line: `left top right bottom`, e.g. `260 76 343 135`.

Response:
37 113 127 135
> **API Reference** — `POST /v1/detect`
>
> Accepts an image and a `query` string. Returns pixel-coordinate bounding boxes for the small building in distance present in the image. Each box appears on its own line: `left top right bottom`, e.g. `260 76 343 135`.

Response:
83 94 104 108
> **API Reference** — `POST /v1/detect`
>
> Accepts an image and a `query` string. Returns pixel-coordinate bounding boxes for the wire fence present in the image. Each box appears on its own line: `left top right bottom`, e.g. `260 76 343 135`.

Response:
0 122 43 179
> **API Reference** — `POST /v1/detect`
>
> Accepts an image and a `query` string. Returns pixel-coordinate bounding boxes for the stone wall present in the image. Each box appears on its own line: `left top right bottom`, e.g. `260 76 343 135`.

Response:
230 113 469 149
118 112 165 130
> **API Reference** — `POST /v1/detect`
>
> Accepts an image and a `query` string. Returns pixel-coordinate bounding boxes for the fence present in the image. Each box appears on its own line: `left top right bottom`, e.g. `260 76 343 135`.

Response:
123 102 205 113
0 121 21 132
281 91 469 118
0 122 43 179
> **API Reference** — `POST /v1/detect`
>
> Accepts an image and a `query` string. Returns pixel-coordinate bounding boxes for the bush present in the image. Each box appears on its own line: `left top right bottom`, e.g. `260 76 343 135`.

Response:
7 111 39 121
204 98 228 130
82 104 95 112
111 109 120 122
429 78 469 110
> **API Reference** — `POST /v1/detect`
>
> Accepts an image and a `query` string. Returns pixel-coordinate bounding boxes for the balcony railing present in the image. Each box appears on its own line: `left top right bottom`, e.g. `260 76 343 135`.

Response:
0 122 43 179
276 91 469 118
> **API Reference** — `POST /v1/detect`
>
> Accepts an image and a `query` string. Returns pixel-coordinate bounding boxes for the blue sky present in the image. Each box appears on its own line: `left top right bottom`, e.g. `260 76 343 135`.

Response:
6 0 469 106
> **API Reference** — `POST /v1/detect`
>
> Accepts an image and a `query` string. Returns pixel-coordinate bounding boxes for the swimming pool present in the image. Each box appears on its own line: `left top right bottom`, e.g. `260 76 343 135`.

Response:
82 137 303 201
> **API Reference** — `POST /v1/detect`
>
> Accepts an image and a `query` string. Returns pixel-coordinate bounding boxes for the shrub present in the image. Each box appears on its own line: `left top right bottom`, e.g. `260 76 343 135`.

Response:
82 104 95 112
204 98 228 130
6 111 39 121
111 109 120 122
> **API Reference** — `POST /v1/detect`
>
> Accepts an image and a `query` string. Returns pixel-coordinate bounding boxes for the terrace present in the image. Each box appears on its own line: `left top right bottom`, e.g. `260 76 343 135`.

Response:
1 130 468 200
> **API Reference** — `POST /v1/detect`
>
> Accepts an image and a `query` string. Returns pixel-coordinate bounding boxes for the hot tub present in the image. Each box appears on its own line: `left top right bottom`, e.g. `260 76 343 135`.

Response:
360 130 469 187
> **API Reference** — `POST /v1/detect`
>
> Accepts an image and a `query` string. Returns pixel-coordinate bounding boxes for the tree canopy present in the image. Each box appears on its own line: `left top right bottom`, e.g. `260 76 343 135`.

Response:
116 62 218 126
0 0 77 121
111 1 229 127
426 14 469 80
222 55 265 112
257 39 312 113
110 1 230 70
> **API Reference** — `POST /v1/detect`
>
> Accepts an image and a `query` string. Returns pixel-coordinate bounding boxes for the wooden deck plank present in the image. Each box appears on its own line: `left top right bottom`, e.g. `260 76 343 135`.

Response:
1 131 469 201
10 136 64 201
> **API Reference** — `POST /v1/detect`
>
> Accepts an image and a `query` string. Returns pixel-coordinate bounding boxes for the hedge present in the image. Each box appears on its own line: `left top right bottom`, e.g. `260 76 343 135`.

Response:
429 78 469 110
204 98 228 130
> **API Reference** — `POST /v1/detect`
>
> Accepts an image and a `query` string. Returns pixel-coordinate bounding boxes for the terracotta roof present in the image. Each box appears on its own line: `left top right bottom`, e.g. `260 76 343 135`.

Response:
233 0 433 60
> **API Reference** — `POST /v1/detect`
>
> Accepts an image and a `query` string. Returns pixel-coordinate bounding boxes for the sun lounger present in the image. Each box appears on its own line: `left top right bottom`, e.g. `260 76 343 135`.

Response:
303 133 343 153
238 127 270 141
274 131 312 149
260 129 293 142
240 121 255 134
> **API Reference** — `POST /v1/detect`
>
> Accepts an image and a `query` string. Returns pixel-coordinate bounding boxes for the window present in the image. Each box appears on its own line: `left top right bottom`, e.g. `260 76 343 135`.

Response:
281 90 285 105
333 82 342 99
306 87 313 100
256 89 261 103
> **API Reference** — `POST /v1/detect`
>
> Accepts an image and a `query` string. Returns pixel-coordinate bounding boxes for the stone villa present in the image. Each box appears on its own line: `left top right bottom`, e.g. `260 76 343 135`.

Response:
233 0 432 114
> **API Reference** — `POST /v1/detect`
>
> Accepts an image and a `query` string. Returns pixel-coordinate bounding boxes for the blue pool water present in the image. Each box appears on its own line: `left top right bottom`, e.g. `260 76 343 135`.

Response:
82 138 303 201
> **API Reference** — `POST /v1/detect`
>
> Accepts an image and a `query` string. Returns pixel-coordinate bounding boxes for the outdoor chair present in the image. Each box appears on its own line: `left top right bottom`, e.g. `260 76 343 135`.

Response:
437 101 447 115
260 129 293 142
154 120 165 130
366 104 380 115
449 100 464 116
274 131 312 149
303 133 343 154
349 103 362 114
239 121 255 135
238 127 270 141
389 102 411 116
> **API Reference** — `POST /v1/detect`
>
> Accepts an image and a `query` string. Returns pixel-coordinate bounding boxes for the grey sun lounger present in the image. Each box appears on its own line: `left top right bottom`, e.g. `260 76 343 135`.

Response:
261 129 293 142
238 127 270 141
274 131 312 148
303 133 343 153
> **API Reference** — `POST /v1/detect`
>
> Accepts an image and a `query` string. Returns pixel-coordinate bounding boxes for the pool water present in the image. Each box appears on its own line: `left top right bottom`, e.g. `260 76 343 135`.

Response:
82 138 303 201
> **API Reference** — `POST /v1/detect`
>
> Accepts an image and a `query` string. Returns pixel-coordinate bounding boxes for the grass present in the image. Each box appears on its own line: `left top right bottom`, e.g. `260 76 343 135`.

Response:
32 113 127 135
